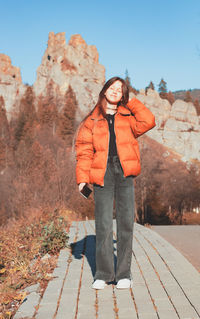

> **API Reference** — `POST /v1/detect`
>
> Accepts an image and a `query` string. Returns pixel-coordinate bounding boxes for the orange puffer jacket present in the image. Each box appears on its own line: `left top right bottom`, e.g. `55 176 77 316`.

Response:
75 97 156 186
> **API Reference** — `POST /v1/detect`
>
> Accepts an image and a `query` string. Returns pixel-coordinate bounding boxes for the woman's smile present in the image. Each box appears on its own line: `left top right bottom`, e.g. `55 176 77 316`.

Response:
105 80 123 104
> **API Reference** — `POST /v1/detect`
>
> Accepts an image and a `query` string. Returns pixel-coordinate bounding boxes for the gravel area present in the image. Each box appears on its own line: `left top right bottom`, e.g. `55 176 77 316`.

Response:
151 225 200 272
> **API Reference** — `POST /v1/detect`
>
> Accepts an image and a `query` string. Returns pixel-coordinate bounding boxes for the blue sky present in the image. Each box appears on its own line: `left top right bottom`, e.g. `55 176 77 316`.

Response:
1 0 200 91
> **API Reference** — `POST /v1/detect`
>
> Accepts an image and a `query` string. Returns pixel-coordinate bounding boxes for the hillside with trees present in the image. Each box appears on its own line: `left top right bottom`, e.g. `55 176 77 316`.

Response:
0 85 94 225
0 85 199 226
135 135 200 225
173 88 200 103
144 78 200 114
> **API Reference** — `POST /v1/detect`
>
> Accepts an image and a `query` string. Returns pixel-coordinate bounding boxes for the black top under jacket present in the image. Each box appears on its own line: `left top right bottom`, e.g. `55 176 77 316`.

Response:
106 113 117 157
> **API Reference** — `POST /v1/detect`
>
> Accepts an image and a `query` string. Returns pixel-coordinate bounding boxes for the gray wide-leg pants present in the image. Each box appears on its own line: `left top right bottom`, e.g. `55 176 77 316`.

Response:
93 156 134 282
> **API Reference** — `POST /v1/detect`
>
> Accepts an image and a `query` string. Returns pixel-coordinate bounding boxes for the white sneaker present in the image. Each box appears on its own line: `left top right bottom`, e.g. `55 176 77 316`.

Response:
92 279 107 290
116 278 133 289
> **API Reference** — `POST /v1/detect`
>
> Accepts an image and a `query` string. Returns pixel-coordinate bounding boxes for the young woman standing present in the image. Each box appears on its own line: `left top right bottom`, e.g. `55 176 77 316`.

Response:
75 77 155 289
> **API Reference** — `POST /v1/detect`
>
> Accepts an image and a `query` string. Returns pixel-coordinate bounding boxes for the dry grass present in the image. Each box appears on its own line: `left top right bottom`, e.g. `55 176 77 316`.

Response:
0 207 74 319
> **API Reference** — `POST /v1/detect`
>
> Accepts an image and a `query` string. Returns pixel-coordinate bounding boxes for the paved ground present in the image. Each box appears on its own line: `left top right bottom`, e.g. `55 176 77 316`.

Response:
14 220 200 319
152 225 200 273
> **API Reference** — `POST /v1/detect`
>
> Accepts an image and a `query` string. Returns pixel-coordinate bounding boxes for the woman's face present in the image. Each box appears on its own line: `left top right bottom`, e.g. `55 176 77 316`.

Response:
105 80 123 104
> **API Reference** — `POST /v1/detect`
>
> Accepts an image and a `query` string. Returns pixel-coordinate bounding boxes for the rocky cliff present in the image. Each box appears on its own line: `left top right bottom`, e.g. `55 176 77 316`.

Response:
0 54 26 120
130 89 200 161
0 32 199 161
33 32 105 121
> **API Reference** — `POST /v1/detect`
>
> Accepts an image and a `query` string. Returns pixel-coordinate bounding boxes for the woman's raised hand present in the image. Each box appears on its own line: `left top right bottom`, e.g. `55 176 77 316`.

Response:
79 182 86 192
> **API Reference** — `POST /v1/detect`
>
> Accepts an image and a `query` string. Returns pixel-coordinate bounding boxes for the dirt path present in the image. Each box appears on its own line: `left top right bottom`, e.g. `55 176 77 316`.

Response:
151 225 200 272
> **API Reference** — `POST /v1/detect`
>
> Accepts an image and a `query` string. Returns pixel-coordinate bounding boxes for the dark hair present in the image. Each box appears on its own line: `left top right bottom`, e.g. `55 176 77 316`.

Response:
73 77 129 155
96 76 129 116
83 76 129 121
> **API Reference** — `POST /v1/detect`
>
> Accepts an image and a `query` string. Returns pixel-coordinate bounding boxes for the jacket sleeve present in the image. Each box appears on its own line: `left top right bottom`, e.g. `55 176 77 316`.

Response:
127 97 156 138
75 119 94 185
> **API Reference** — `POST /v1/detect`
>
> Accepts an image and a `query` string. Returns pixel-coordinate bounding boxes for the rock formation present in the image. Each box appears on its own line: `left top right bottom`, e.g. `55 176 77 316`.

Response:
130 89 200 161
0 32 199 161
33 32 105 121
0 54 26 120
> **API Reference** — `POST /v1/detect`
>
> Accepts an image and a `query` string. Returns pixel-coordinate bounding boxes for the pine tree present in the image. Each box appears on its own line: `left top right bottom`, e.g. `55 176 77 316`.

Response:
58 85 78 146
184 90 193 103
37 81 58 130
14 86 36 148
0 96 10 143
167 91 175 105
124 69 138 94
145 81 155 93
158 78 168 99
0 96 10 169
149 81 155 90
125 69 131 88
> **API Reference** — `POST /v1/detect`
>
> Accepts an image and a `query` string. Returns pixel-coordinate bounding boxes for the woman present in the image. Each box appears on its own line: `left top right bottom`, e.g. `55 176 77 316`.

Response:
75 76 155 289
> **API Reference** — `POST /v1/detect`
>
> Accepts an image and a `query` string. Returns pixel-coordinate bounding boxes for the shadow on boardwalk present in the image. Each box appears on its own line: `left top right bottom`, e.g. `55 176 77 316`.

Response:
70 235 117 279
14 220 200 319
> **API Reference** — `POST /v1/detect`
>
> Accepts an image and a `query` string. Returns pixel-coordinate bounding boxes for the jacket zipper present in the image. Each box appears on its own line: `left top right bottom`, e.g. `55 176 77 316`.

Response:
114 114 125 177
102 119 110 186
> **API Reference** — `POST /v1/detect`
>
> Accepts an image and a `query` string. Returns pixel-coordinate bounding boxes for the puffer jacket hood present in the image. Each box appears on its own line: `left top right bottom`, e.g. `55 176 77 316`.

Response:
75 97 156 186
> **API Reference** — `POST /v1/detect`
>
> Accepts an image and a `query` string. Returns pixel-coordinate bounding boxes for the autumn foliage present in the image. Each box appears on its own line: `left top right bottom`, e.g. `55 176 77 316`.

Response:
0 84 93 226
0 84 200 227
1 83 200 318
135 135 200 225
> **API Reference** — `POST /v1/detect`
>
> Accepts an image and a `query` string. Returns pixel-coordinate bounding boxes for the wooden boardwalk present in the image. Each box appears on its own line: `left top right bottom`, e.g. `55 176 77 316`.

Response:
14 220 200 319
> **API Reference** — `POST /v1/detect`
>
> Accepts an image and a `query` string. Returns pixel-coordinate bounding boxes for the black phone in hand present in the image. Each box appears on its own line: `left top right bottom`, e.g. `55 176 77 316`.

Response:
80 184 92 199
